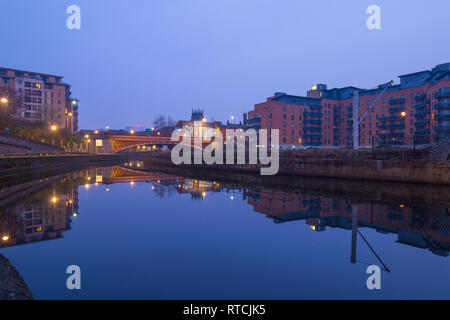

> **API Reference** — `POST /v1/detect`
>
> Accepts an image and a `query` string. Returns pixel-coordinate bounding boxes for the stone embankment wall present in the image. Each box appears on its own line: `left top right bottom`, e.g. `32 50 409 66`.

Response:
144 152 450 185
0 133 64 156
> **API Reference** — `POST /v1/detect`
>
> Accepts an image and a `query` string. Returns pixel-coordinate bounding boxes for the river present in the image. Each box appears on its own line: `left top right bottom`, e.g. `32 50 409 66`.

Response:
0 164 449 299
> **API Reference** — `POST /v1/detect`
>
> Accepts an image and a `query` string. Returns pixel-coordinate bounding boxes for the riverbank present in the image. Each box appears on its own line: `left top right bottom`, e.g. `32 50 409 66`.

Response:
0 255 33 300
0 154 128 178
144 151 450 185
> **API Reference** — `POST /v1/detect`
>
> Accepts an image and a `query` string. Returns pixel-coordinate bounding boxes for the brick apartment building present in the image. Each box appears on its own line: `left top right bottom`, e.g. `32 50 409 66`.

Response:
247 63 450 147
0 67 79 133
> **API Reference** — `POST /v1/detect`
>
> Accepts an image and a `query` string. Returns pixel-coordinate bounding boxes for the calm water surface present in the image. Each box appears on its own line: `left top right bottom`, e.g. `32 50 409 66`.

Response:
0 165 449 299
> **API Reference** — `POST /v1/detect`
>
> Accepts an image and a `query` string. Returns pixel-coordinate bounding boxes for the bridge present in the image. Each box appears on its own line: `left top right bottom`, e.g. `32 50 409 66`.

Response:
83 133 176 153
109 134 175 152
84 133 211 153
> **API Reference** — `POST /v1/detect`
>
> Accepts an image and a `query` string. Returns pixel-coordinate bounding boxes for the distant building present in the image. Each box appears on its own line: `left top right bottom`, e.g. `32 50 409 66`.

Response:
247 63 450 147
191 108 204 121
0 67 79 132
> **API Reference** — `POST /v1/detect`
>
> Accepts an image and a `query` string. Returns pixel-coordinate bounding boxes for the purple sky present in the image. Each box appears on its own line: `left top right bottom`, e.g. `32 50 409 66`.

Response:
1 0 449 129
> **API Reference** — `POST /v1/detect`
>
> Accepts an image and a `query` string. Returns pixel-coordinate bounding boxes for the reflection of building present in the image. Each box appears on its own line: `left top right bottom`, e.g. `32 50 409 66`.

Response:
245 188 450 257
0 184 77 248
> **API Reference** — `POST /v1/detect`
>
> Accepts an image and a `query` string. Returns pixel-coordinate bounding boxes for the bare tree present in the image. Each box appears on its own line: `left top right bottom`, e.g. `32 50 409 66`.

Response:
153 115 167 130
0 86 22 130
167 115 176 127
153 115 176 129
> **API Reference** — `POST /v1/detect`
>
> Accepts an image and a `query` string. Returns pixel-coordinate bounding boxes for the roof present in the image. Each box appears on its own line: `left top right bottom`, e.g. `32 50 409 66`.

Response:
0 66 64 79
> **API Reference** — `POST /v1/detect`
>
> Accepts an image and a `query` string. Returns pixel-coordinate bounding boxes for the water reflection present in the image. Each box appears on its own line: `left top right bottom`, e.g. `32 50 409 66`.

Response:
1 165 449 258
0 165 449 298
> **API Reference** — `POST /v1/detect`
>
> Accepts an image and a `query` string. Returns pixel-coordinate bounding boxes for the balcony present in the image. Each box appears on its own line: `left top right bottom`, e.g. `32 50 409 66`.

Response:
435 101 450 110
303 134 322 139
303 119 322 125
310 105 323 110
414 120 427 127
436 125 450 132
415 129 430 136
387 115 401 121
389 98 405 105
303 111 322 117
387 124 405 129
435 113 450 121
415 103 425 110
415 93 426 101
380 132 404 138
303 126 322 132
389 107 404 113
435 88 450 99
415 111 426 119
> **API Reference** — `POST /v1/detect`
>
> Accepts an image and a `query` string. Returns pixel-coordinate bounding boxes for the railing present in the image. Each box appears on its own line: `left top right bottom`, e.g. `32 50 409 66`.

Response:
389 98 405 105
435 101 450 110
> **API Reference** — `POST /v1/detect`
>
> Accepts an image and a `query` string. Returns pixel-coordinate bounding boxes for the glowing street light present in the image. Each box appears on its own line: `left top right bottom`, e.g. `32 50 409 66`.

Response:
0 98 8 104
130 130 135 134
2 235 9 242
94 130 99 134
401 111 406 117
51 197 58 203
50 125 58 131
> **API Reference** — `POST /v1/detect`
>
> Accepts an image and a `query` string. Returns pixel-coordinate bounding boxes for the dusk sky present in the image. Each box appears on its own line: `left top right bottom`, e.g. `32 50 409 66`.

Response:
1 0 449 129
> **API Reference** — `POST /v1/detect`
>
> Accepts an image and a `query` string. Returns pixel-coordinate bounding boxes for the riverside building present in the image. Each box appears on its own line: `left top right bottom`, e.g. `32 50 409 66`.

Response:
247 63 450 147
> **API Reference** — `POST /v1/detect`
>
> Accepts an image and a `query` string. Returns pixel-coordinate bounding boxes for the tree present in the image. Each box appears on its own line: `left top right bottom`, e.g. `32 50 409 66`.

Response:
0 86 22 130
153 115 176 129
153 115 167 130
167 115 176 127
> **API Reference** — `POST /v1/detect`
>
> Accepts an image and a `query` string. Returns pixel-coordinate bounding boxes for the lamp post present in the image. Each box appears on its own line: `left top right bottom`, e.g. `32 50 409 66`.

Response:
50 125 58 146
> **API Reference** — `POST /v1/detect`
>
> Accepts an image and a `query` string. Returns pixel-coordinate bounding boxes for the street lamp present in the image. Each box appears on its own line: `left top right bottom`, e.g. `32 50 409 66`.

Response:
51 125 58 131
0 98 8 104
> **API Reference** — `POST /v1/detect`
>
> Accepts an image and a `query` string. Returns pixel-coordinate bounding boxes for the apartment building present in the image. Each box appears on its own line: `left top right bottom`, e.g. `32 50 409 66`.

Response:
247 63 450 147
0 67 79 132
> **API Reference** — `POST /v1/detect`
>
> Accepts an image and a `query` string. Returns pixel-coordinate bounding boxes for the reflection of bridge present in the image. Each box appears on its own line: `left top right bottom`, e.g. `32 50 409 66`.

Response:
102 166 181 184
